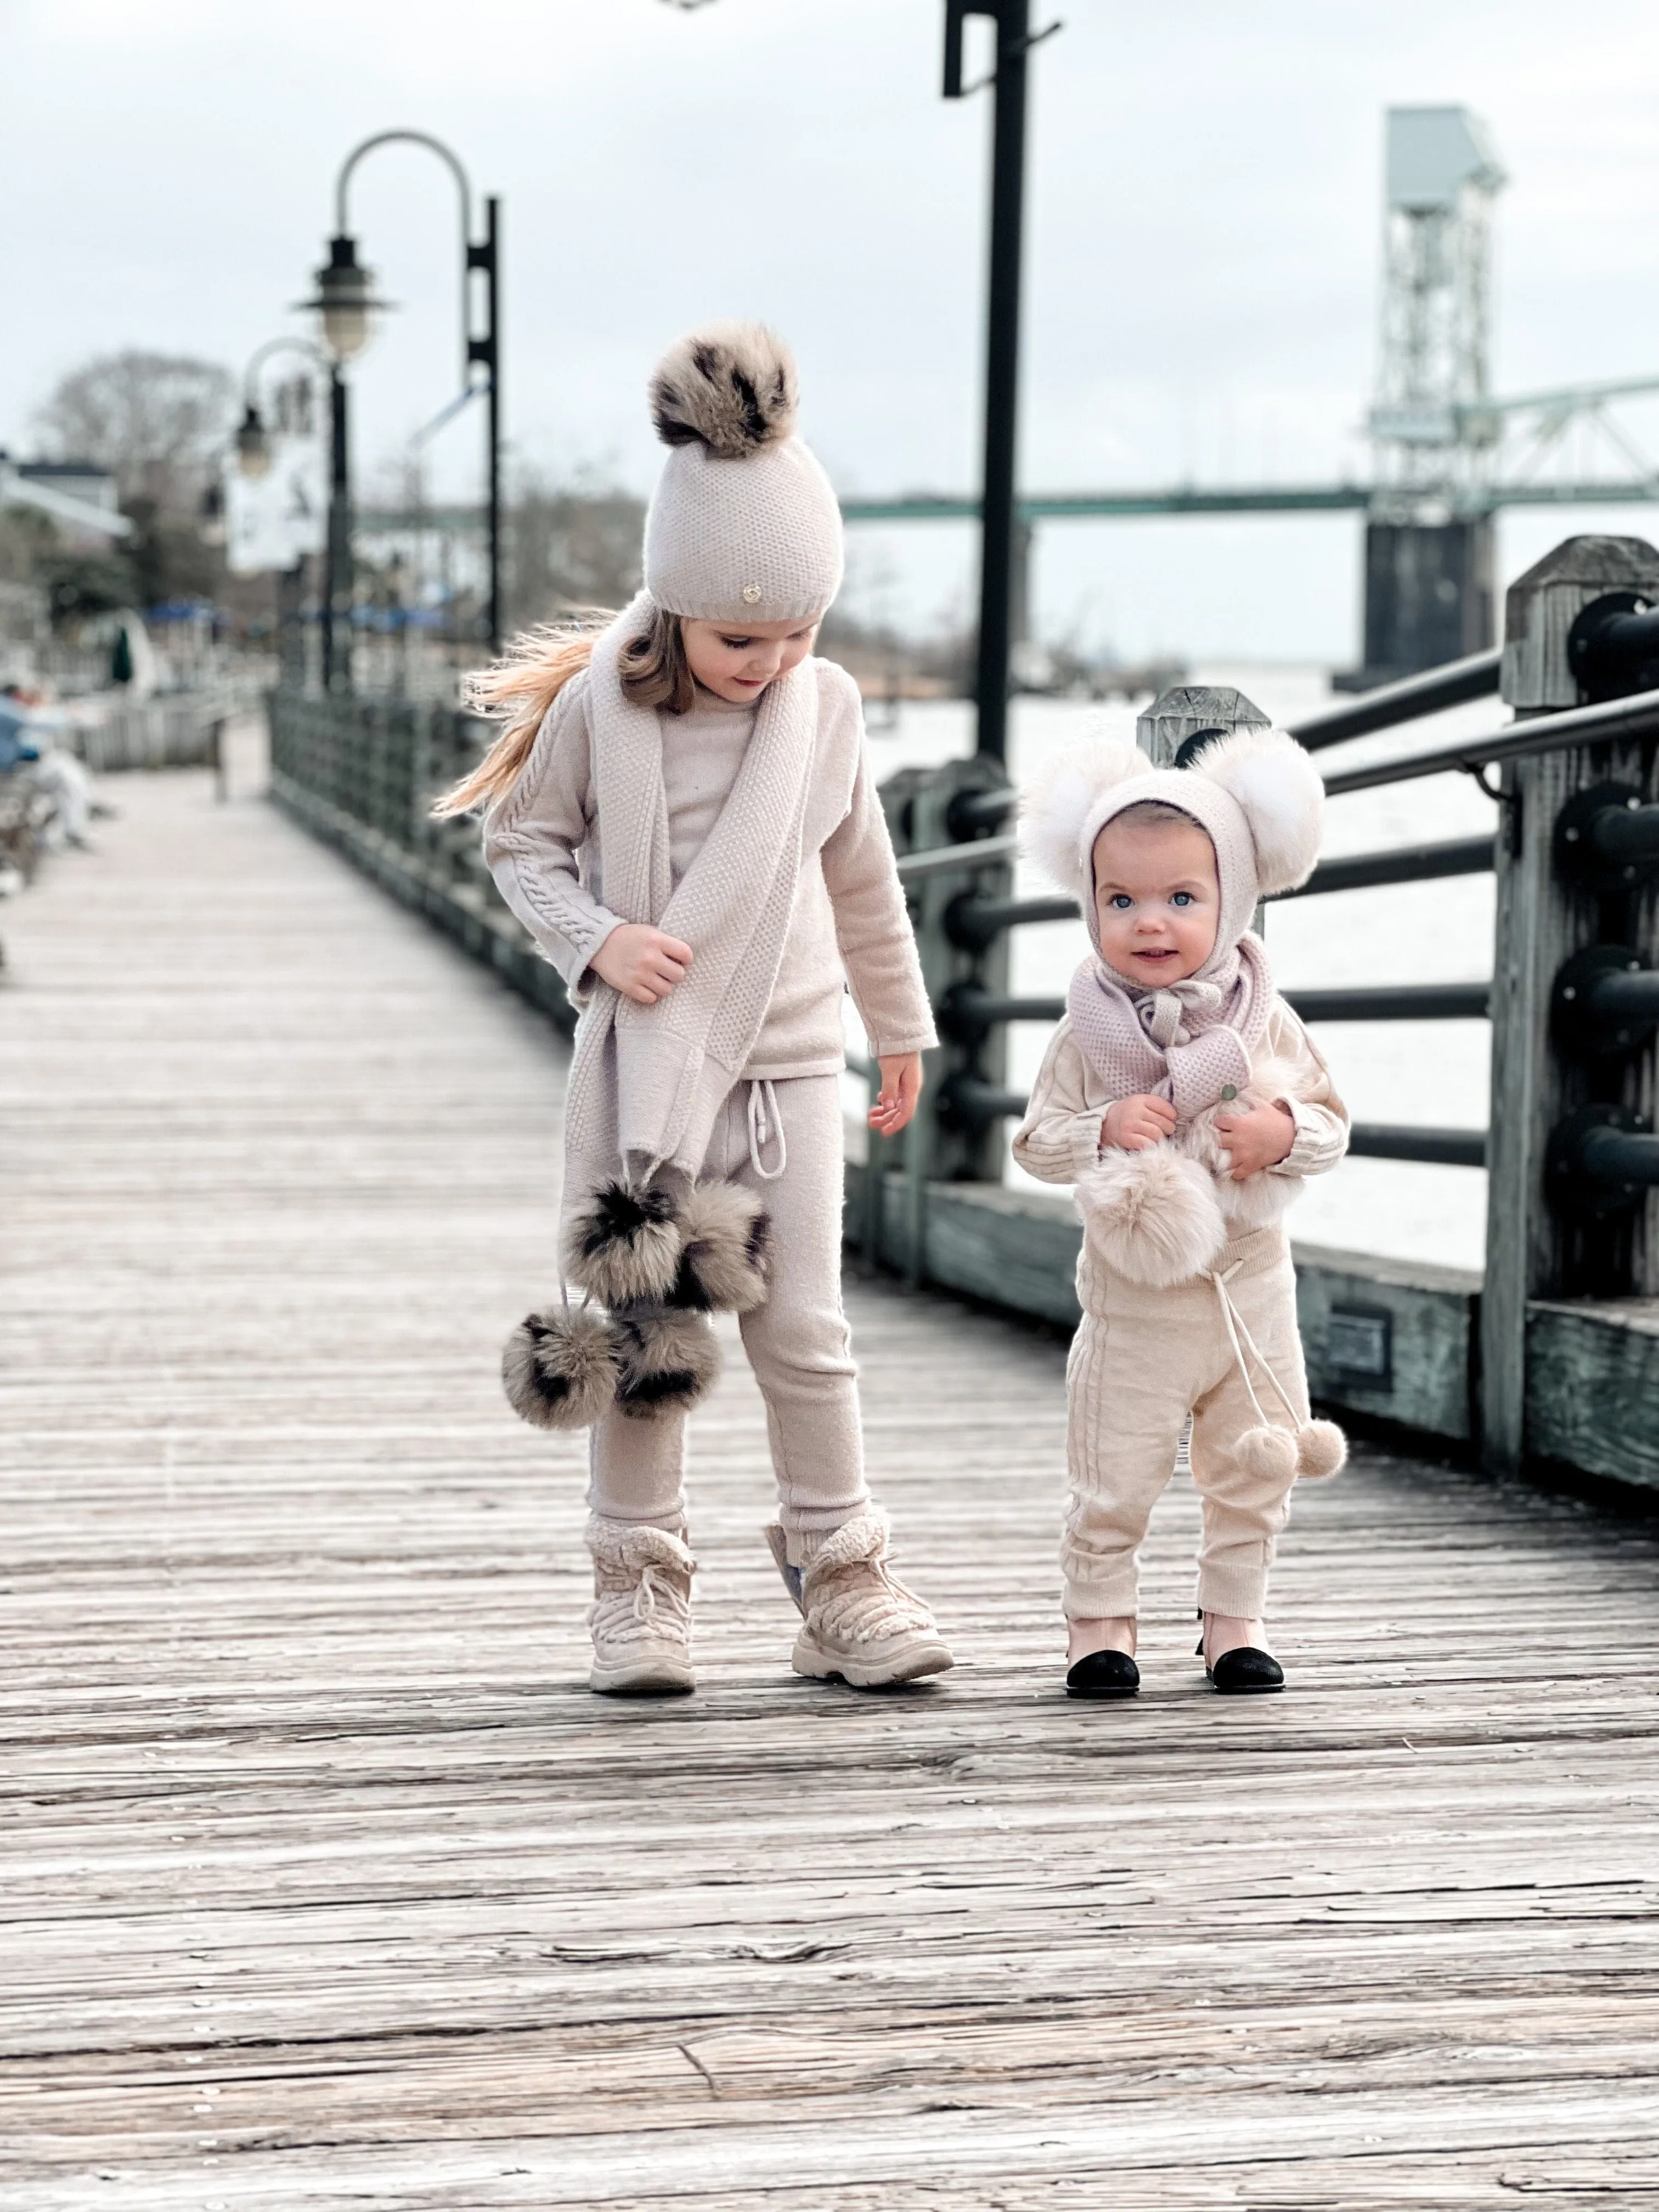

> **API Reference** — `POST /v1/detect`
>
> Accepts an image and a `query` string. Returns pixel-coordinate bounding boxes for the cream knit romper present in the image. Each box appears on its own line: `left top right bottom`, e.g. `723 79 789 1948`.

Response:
1014 1006 1348 1621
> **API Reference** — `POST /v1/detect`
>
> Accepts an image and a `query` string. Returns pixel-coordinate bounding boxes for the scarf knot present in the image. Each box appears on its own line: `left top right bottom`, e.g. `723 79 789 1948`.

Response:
1069 935 1273 1123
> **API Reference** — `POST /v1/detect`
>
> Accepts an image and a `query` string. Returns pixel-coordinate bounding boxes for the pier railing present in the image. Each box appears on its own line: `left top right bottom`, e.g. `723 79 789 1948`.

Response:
266 532 1659 1494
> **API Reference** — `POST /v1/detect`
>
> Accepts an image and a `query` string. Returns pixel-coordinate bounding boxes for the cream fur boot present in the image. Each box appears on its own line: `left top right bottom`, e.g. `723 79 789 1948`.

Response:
585 1515 696 1696
768 1513 953 1688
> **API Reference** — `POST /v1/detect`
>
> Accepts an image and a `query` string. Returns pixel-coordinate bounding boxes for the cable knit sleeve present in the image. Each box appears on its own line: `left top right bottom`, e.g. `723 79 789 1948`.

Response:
820 723 938 1059
482 673 627 993
1261 1003 1350 1179
1012 1020 1109 1185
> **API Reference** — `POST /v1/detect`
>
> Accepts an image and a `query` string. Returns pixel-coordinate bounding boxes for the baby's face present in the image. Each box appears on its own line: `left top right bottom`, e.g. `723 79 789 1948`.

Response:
1092 815 1221 986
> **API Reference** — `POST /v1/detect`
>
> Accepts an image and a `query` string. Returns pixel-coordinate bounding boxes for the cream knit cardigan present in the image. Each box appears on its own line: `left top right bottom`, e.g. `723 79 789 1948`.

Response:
487 595 935 1197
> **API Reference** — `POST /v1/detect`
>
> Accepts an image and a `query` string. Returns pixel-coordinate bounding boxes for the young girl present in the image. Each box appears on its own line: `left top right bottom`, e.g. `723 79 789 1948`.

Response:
1013 730 1350 1697
437 323 952 1697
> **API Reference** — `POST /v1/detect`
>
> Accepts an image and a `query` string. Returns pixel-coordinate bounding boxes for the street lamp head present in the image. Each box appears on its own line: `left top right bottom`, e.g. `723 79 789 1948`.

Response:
300 234 383 362
235 403 273 481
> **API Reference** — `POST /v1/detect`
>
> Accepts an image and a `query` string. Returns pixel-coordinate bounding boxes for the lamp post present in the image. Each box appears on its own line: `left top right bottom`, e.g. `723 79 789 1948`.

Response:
235 336 330 686
944 2 1057 764
298 129 503 692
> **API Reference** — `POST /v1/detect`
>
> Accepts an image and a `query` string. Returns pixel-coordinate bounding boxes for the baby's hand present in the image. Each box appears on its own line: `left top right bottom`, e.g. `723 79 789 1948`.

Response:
1102 1094 1177 1152
1215 1101 1296 1180
590 923 693 1005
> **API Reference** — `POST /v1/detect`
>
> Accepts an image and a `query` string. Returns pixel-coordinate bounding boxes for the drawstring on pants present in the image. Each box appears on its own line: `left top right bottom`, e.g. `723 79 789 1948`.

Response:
1208 1262 1301 1430
747 1079 788 1181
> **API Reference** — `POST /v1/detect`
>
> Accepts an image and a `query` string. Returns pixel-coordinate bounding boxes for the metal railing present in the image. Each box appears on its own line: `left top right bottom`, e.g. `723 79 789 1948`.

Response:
874 646 1659 1194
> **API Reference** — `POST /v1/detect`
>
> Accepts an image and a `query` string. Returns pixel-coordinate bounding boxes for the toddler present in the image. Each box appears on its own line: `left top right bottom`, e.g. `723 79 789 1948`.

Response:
1013 729 1349 1696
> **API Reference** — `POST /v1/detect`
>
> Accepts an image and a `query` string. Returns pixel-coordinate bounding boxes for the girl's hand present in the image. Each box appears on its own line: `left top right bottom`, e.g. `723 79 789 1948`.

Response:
868 1052 923 1137
1102 1094 1177 1151
590 924 694 1006
1215 1100 1296 1180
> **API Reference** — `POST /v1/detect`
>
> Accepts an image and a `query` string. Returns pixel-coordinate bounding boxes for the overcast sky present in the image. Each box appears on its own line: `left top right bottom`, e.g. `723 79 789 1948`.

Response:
7 0 1659 660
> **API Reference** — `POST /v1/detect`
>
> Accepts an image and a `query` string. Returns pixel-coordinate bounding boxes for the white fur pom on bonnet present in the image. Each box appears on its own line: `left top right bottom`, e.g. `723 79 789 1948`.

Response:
1021 726 1324 950
642 320 845 626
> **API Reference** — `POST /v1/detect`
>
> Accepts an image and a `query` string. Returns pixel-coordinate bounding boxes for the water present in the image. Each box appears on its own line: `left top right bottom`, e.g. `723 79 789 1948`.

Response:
850 665 1502 1274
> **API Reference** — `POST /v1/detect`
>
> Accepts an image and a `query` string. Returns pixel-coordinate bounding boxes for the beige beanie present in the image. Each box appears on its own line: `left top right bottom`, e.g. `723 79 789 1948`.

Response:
642 323 845 624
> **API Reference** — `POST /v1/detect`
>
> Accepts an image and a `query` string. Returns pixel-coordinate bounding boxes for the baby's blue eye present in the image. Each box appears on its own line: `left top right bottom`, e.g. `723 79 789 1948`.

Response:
1107 893 1133 910
1171 891 1194 907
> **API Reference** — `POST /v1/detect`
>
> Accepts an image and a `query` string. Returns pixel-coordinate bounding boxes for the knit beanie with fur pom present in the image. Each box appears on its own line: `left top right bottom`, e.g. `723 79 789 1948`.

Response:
642 322 845 624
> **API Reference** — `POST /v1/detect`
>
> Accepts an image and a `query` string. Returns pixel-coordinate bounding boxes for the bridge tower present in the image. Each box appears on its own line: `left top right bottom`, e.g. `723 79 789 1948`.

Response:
1343 106 1508 689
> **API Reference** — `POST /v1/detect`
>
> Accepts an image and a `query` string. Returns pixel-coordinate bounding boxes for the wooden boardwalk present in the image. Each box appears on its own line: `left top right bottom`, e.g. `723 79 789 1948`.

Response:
3 759 1658 2209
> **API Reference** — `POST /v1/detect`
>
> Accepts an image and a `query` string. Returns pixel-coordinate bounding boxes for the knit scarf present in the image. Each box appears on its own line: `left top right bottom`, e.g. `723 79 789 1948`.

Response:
563 593 819 1196
1067 932 1273 1121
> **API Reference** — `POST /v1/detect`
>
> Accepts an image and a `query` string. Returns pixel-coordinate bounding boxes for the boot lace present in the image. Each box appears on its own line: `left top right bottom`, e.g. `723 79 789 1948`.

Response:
590 1559 691 1652
806 1554 936 1647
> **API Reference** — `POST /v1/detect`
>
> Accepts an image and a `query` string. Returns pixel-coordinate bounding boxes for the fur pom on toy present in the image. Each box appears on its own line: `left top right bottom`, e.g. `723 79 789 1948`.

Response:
565 1182 683 1307
501 1305 619 1431
1077 1143 1227 1288
612 1307 721 1420
1189 726 1324 896
649 322 799 459
671 1180 771 1314
1296 1418 1347 1479
1020 737 1154 902
1234 1423 1300 1484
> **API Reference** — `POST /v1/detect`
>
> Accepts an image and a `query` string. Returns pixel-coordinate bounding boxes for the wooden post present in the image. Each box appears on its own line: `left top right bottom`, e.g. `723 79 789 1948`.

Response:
877 757 1013 1283
1480 534 1659 1474
1136 684 1269 769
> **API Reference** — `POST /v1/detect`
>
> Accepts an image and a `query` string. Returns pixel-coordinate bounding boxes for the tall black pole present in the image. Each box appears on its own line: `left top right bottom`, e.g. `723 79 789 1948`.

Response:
975 0 1029 764
324 364 352 693
481 196 503 652
467 194 503 652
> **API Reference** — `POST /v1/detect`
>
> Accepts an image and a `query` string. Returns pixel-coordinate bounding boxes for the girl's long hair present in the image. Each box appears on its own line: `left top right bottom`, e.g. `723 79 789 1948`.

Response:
431 602 696 818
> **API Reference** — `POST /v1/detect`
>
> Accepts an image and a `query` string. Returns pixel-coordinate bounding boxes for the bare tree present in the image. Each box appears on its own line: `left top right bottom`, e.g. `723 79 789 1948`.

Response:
506 470 645 632
34 350 235 513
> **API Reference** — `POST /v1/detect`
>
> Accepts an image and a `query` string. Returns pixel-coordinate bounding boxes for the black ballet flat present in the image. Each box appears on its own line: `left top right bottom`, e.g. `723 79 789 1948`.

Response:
1066 1649 1140 1699
1204 1645 1284 1695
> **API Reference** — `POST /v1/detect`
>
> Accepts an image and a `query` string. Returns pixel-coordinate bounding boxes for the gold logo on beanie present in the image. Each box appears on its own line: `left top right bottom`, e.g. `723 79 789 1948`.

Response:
741 583 762 605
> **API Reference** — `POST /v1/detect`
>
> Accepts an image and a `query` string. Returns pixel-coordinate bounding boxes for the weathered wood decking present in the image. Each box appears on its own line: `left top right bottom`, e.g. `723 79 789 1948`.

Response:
3 760 1658 2208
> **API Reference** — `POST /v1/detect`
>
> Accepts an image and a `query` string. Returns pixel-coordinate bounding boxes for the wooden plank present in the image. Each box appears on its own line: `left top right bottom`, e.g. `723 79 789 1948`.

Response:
1 765 1657 2207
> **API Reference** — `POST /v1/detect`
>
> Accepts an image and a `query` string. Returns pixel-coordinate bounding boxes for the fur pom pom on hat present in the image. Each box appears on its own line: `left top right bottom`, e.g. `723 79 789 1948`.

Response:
649 323 799 459
1021 727 1324 958
642 320 845 625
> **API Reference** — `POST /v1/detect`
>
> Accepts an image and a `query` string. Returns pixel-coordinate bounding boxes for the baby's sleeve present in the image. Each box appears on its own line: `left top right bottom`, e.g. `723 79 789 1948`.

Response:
1265 1005 1350 1180
1012 1020 1110 1185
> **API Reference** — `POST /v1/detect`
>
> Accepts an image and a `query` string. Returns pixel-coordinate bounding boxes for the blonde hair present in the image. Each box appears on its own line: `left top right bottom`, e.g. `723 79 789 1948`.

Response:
431 603 696 818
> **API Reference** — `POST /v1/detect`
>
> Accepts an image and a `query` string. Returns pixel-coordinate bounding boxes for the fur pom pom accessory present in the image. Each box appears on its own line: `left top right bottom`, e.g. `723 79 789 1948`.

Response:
612 1307 721 1420
501 1305 619 1431
1233 1424 1301 1485
649 323 799 459
565 1182 684 1308
1021 737 1154 902
1295 1418 1347 1479
1078 1144 1228 1288
1194 726 1324 897
670 1181 771 1314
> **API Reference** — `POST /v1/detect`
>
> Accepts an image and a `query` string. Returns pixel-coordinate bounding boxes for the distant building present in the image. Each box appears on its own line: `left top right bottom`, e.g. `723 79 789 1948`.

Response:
15 460 120 514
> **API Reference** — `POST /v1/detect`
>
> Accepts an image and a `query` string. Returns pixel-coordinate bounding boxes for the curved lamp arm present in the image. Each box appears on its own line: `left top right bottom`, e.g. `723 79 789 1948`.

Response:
335 129 475 381
242 334 331 408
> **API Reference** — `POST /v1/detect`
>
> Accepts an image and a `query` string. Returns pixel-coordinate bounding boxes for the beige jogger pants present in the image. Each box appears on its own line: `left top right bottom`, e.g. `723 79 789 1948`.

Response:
587 1073 869 1541
1063 1224 1308 1621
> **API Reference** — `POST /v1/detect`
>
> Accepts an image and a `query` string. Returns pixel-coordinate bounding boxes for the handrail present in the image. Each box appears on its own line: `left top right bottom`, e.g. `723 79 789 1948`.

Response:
1286 648 1503 753
1323 682 1659 798
1272 836 1495 900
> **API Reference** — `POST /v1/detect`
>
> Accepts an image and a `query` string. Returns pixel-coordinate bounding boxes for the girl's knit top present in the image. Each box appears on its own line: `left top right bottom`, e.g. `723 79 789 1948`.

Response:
484 660 936 1082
